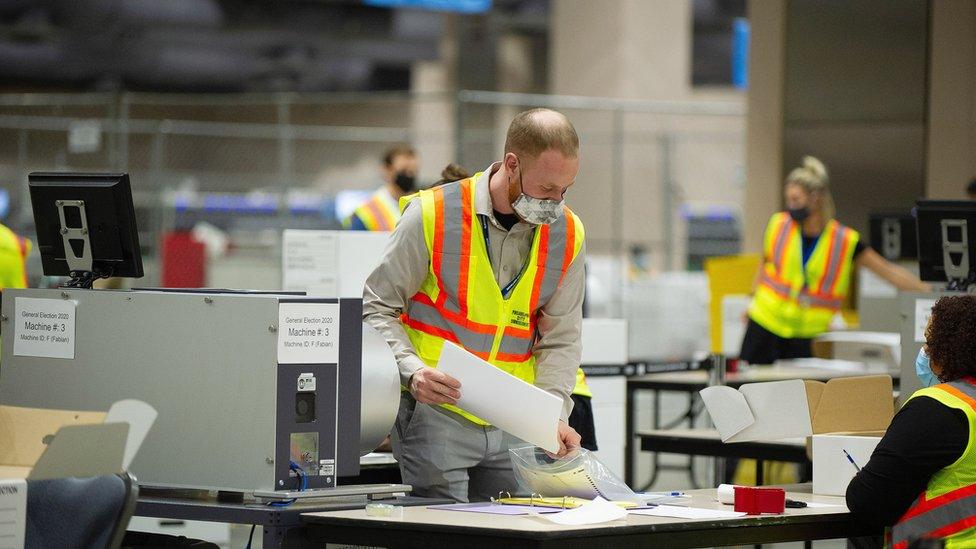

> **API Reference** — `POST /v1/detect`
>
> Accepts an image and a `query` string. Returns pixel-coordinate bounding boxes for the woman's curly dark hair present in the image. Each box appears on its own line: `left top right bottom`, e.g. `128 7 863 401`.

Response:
925 295 976 382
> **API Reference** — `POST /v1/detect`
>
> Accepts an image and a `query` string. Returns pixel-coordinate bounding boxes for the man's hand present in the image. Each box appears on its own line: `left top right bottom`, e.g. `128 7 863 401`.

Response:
552 421 582 458
409 366 462 405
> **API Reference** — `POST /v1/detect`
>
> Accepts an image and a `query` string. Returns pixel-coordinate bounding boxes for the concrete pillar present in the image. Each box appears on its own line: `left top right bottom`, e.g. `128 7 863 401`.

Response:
743 0 786 254
410 14 459 182
926 0 976 199
551 0 690 100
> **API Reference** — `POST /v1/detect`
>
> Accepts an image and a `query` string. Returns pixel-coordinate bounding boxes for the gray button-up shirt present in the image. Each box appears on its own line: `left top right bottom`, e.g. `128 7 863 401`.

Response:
362 162 586 420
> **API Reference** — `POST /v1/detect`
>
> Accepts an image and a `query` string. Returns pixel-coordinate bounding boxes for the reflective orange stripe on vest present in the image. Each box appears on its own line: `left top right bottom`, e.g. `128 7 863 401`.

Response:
16 235 28 287
353 190 399 231
892 379 976 548
411 181 574 363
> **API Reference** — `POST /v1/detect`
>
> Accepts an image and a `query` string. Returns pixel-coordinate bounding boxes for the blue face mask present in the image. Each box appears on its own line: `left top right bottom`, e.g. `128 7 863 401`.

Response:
915 348 939 387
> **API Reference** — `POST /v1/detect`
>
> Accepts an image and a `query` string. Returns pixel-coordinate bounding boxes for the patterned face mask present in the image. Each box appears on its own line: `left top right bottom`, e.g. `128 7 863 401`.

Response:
510 161 564 226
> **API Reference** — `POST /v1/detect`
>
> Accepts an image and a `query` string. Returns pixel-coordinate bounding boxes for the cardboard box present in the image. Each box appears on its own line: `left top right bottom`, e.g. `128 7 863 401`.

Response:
700 375 893 443
0 399 155 480
812 433 883 496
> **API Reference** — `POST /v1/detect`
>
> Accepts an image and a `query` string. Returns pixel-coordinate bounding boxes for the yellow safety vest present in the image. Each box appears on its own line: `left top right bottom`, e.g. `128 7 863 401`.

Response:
344 188 399 231
748 212 859 339
400 174 585 424
0 223 29 289
890 379 976 549
573 368 592 398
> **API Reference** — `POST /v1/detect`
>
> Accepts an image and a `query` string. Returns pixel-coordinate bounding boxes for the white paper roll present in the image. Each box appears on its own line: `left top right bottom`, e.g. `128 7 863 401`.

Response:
359 322 401 455
717 483 738 504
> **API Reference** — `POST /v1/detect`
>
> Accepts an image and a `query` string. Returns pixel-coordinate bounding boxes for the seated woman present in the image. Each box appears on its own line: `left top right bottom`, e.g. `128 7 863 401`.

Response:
847 295 976 548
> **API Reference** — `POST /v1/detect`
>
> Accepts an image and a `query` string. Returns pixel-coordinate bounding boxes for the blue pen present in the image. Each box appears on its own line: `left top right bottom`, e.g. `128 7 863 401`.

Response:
842 449 861 472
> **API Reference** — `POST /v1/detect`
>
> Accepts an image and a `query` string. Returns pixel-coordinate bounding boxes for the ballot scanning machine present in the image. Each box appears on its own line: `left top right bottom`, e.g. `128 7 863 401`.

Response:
0 173 401 497
898 200 976 402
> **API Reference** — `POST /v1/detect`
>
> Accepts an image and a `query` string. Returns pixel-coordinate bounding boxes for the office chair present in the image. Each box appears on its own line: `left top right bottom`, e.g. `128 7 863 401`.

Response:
25 471 139 549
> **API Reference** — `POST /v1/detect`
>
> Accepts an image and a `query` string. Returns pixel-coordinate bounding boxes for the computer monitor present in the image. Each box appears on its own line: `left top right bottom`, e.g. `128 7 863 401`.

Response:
29 172 143 289
915 200 976 290
869 211 917 261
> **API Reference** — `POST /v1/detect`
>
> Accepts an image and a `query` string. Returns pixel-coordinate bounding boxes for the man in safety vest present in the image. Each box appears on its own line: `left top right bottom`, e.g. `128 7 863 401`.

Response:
343 145 419 231
847 295 976 548
0 222 29 290
363 109 586 502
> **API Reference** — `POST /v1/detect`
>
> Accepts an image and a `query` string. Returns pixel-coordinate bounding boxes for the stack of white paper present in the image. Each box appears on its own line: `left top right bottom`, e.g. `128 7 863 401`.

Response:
542 497 628 525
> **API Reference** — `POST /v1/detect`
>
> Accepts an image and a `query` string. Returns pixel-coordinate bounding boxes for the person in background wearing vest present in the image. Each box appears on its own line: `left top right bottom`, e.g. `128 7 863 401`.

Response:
363 109 586 502
0 222 30 290
739 156 930 365
343 145 419 231
847 295 976 548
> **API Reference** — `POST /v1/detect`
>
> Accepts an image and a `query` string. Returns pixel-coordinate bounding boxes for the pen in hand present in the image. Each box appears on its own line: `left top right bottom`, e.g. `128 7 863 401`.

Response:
842 449 861 472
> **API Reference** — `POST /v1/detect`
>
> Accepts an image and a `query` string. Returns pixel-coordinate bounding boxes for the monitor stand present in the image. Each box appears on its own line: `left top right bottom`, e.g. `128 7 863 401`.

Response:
56 199 107 289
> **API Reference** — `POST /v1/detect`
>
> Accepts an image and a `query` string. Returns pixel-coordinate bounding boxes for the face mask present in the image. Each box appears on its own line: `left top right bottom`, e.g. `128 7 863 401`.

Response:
510 162 564 226
394 172 416 193
915 348 938 387
788 207 810 223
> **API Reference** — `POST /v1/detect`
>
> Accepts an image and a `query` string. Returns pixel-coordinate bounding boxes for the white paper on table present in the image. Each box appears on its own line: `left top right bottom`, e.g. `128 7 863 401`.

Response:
437 342 562 453
542 497 628 525
630 505 746 520
775 358 867 373
700 379 813 442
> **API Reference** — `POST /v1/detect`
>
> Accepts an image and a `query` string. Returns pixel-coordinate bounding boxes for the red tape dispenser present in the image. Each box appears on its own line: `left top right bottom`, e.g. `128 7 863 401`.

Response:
733 486 786 515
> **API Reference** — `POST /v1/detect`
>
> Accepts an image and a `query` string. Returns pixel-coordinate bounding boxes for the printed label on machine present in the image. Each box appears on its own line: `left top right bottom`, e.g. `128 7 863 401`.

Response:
914 298 937 342
319 459 335 477
277 302 340 364
282 230 339 294
12 297 77 359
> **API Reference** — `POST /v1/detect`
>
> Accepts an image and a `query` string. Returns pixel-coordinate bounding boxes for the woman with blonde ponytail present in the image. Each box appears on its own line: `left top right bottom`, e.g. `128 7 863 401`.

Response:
740 156 930 364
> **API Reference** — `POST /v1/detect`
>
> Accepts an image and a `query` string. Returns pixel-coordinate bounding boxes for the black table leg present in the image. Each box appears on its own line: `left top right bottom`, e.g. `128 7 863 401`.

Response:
625 383 636 488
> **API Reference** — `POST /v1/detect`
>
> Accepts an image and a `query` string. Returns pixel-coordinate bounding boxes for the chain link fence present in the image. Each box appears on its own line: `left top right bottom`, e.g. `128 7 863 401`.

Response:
0 91 744 305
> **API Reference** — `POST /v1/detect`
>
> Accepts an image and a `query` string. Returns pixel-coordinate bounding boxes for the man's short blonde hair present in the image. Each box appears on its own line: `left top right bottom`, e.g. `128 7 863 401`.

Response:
504 108 579 160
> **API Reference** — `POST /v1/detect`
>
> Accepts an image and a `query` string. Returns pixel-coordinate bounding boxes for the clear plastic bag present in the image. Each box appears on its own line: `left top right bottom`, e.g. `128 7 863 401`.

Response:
508 445 638 501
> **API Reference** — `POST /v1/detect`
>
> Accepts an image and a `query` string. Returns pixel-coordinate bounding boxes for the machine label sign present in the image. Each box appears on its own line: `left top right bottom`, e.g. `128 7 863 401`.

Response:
277 302 340 364
914 298 937 343
13 297 77 359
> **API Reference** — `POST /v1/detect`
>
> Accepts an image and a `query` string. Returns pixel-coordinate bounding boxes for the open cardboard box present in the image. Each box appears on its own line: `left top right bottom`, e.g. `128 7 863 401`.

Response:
700 375 893 442
0 400 156 481
700 375 894 495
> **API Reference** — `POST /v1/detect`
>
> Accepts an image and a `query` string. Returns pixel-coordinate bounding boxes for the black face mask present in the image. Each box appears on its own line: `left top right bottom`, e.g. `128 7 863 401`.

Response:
394 172 416 193
788 207 810 223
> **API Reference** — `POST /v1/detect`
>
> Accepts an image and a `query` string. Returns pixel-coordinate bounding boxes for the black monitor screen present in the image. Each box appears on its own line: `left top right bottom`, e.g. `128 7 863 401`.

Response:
915 200 976 285
28 172 143 284
869 211 917 261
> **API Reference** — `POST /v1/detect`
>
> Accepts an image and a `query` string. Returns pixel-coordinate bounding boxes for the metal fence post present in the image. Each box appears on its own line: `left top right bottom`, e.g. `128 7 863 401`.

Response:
611 108 625 317
119 93 130 172
277 94 295 235
660 133 674 272
150 125 169 287
453 91 465 170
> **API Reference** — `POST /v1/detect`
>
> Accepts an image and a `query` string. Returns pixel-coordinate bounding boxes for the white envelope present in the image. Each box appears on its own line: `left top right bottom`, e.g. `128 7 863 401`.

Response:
437 342 563 453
